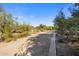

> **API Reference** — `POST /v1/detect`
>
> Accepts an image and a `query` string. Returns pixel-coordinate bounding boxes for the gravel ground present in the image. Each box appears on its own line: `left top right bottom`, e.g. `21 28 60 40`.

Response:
25 32 53 56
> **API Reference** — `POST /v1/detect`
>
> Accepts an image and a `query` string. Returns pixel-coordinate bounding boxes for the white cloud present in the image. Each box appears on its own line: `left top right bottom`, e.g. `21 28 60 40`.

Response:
29 15 35 18
13 15 28 23
17 16 24 19
14 15 35 19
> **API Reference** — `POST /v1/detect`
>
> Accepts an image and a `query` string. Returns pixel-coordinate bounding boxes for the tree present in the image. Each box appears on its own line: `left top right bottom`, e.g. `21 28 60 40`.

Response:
54 4 79 42
0 6 15 42
54 9 66 34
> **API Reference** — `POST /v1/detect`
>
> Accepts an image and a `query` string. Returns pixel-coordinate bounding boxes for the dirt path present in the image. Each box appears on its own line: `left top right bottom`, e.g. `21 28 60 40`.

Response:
20 31 53 56
0 32 49 56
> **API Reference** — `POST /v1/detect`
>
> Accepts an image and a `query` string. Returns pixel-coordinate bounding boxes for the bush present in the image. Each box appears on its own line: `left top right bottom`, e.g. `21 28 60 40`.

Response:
3 33 13 42
71 43 79 55
5 38 13 42
12 31 32 39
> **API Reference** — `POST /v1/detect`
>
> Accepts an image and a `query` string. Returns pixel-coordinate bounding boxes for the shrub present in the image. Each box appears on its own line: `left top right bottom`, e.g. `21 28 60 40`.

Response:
3 33 13 42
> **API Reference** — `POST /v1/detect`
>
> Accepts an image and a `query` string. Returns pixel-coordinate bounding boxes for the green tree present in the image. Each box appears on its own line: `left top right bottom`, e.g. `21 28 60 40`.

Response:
0 6 15 42
54 9 66 35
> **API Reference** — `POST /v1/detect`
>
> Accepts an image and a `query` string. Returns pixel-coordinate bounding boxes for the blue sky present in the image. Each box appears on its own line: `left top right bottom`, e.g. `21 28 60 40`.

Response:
0 3 73 26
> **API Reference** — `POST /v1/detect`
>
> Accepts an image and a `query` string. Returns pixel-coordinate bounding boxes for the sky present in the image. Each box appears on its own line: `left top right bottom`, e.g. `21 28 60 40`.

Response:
0 3 73 26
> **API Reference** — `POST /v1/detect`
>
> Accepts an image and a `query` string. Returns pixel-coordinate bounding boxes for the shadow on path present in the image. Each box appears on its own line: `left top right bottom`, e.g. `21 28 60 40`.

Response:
26 32 53 56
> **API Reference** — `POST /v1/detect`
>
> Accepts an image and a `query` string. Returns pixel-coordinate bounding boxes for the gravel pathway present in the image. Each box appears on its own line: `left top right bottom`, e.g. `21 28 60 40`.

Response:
25 31 53 56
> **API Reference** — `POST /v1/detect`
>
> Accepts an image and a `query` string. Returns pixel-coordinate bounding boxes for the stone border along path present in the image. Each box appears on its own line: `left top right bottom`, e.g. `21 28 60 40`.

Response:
48 31 56 56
